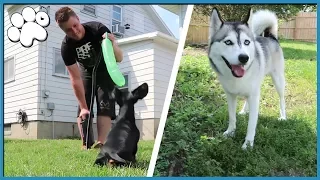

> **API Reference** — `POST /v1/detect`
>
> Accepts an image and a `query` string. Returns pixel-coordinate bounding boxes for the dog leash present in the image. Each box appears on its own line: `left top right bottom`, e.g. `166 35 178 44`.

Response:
81 47 103 150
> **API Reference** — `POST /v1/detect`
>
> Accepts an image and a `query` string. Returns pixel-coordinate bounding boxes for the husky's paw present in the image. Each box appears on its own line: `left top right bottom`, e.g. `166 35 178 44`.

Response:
223 129 235 138
241 139 254 150
278 116 287 121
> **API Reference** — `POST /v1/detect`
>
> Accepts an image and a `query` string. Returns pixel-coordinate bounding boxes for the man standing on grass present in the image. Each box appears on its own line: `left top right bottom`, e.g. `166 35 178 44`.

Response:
55 6 123 149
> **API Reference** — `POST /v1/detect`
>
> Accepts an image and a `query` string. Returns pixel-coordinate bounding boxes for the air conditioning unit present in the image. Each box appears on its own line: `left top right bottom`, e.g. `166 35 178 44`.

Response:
112 24 125 37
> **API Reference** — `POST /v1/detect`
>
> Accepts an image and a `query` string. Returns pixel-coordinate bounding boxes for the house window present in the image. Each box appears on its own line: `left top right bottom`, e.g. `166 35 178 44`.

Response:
4 56 15 83
53 48 69 76
81 5 96 17
112 5 122 26
118 74 129 92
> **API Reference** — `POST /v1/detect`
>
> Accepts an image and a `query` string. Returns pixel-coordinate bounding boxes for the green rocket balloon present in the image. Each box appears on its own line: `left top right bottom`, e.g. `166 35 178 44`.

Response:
101 33 125 87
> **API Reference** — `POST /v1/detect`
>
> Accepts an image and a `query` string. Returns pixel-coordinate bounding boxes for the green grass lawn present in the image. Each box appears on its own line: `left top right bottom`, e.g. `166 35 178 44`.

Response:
4 139 154 177
154 40 317 176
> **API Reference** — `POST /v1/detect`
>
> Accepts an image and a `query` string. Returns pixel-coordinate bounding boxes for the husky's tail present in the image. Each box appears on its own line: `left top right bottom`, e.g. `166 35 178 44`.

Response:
251 9 278 39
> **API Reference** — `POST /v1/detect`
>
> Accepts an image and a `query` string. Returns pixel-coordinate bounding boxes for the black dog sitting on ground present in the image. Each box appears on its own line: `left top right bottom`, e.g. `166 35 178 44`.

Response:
94 83 149 167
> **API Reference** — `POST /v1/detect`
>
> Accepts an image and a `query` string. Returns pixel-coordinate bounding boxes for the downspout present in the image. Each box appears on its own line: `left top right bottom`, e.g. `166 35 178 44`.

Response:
37 5 45 138
39 5 54 139
45 6 54 139
38 5 44 132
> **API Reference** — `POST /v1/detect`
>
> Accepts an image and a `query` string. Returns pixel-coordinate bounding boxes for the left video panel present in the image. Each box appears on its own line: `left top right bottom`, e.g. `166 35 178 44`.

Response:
3 4 191 177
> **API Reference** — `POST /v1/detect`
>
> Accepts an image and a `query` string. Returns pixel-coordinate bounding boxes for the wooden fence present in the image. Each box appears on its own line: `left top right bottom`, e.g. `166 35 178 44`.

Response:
186 12 317 45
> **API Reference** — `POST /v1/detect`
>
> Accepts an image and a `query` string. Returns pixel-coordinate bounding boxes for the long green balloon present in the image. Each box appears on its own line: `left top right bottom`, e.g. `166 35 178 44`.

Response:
101 34 125 87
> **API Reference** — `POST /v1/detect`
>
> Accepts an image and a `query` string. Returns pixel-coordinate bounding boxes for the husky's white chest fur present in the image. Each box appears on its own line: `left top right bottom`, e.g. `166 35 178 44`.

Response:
218 74 261 97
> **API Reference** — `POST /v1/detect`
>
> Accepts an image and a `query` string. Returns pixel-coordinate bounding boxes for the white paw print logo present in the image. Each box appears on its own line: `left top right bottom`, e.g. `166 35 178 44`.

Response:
7 6 50 48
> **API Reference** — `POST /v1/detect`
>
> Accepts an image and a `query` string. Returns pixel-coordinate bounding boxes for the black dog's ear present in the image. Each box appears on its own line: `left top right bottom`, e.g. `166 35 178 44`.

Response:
132 83 148 101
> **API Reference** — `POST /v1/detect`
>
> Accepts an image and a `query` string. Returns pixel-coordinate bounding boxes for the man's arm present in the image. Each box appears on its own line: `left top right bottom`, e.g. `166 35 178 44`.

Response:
111 37 123 63
97 22 123 63
66 64 88 111
102 33 123 62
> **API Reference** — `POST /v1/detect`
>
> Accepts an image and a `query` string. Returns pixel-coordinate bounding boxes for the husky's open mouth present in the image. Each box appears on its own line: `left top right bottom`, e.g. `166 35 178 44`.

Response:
221 56 245 78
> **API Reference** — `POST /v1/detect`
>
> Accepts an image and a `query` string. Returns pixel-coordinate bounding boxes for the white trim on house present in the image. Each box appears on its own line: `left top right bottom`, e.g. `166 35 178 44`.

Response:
159 5 187 36
142 6 175 37
149 6 175 37
158 5 180 15
117 31 179 46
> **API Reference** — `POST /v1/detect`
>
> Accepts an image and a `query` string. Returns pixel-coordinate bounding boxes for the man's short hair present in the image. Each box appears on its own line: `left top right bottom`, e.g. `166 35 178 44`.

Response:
55 6 77 24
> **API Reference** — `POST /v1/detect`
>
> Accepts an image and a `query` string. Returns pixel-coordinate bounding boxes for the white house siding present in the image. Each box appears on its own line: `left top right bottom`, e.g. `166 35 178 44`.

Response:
153 38 178 119
4 5 41 124
117 32 178 120
117 39 156 119
36 5 173 123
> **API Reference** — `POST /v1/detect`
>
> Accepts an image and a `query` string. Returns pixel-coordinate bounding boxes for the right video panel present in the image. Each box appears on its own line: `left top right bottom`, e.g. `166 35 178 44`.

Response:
153 4 317 177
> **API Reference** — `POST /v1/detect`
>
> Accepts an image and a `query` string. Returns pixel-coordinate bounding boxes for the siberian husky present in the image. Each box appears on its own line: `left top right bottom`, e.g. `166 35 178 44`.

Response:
207 8 287 149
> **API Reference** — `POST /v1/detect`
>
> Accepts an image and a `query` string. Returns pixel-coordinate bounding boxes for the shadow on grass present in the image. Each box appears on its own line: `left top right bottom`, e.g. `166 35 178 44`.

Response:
93 159 149 170
155 111 317 177
232 115 316 176
130 160 150 169
282 47 316 61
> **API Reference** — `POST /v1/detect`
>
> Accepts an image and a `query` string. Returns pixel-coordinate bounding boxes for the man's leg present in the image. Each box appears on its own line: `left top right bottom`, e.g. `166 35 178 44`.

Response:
94 71 116 148
96 115 112 144
95 89 116 146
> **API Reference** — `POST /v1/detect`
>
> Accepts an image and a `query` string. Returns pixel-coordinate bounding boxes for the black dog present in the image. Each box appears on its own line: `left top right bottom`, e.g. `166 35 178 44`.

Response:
94 83 149 166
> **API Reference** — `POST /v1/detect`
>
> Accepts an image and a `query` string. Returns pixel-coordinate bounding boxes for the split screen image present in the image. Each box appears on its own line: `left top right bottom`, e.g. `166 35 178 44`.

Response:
3 4 317 177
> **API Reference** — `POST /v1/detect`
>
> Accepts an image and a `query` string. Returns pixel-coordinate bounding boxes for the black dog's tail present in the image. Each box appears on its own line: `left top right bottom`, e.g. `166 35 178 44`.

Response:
93 149 126 167
94 151 108 166
109 152 126 163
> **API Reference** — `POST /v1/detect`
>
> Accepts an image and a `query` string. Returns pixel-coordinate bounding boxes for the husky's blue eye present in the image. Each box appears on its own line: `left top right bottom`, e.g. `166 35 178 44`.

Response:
224 40 233 45
244 40 250 45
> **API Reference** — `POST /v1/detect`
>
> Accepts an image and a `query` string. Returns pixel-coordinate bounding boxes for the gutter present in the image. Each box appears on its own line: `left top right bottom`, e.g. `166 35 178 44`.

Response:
117 31 179 46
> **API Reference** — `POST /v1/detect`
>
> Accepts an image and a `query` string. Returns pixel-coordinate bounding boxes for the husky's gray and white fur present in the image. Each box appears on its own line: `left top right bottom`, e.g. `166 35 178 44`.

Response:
208 8 287 149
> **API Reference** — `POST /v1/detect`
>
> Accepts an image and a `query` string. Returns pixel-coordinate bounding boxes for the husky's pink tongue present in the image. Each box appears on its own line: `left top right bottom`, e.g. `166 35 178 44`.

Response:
231 65 245 77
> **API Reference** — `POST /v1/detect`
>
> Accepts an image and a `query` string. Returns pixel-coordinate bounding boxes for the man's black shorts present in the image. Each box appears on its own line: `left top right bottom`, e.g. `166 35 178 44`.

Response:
77 68 116 120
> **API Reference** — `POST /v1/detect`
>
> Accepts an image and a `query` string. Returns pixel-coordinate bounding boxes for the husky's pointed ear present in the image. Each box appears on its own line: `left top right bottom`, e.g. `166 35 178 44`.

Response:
209 8 224 37
242 8 253 27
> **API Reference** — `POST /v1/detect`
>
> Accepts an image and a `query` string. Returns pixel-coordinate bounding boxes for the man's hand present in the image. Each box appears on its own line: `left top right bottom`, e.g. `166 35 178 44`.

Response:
102 32 123 62
79 108 90 120
102 33 116 43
